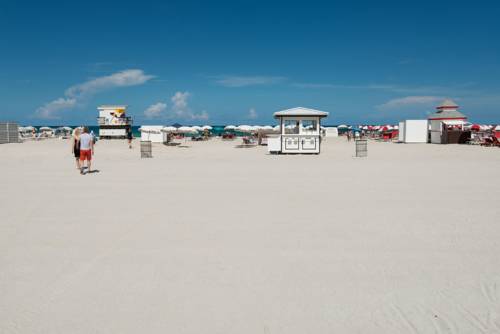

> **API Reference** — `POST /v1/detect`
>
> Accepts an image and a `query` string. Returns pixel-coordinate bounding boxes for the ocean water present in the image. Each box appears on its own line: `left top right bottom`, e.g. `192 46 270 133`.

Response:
30 125 340 138
31 125 235 138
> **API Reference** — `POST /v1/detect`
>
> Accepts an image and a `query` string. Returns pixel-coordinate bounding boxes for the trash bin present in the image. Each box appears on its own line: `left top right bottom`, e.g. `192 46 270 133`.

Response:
355 139 367 157
140 140 152 158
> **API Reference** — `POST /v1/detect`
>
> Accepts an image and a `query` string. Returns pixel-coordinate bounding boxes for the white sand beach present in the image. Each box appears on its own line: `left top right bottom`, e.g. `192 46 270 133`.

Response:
1 137 500 333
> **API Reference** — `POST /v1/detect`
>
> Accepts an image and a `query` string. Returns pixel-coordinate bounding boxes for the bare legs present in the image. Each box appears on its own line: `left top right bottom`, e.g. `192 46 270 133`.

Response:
80 159 91 174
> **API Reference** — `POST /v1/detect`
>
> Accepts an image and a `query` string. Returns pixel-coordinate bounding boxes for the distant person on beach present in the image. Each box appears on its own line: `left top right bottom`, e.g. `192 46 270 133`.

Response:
126 127 133 149
79 127 94 175
71 128 81 170
347 131 351 141
90 130 97 143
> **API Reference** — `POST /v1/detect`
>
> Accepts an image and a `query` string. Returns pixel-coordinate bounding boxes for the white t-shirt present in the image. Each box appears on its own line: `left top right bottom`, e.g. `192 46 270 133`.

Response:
80 133 93 150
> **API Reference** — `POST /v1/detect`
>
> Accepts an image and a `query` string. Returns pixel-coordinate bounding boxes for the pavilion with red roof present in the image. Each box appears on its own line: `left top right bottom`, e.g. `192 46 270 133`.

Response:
428 99 468 144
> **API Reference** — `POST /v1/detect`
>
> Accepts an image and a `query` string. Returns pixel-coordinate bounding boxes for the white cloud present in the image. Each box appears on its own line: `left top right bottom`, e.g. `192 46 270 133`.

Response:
377 96 445 110
166 91 209 120
247 108 258 119
36 97 77 119
35 69 154 119
144 102 167 118
191 110 209 120
214 75 285 87
65 69 154 99
171 91 190 111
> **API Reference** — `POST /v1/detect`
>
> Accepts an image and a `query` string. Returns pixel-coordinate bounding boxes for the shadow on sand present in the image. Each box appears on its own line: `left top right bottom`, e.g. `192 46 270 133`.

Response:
81 169 100 175
234 145 258 148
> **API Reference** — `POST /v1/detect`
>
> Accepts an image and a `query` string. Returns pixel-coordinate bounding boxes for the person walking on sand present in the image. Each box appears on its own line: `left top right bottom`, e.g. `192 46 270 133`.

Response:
79 127 94 175
126 127 133 149
71 128 81 170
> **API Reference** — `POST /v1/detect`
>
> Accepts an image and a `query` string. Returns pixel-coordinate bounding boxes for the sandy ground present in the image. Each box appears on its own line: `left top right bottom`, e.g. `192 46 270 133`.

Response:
1 137 500 333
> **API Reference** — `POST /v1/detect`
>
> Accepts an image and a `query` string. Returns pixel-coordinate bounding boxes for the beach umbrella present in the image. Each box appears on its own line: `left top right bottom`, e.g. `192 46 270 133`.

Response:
177 126 197 133
237 125 254 133
161 126 177 132
393 125 399 130
191 125 203 131
39 126 53 131
257 125 276 134
202 125 212 130
338 124 348 129
471 124 480 131
224 125 236 130
480 125 490 131
273 125 280 131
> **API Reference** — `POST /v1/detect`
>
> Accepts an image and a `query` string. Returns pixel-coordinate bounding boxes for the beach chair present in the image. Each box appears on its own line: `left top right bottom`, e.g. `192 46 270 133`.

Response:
242 136 256 145
481 137 494 147
492 136 500 147
191 135 203 141
222 132 235 140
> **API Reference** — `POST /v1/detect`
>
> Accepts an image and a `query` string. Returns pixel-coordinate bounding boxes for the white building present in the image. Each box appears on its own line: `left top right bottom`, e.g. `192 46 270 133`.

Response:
268 107 329 154
324 127 339 137
97 105 132 139
428 100 467 144
398 120 428 143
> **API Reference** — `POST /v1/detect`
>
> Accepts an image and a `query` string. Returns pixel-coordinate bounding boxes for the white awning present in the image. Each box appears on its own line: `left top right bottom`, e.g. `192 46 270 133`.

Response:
442 120 465 125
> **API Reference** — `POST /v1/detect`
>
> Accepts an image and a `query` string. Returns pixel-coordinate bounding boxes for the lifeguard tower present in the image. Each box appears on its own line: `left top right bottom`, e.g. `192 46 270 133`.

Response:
97 105 132 139
428 99 468 144
268 107 329 154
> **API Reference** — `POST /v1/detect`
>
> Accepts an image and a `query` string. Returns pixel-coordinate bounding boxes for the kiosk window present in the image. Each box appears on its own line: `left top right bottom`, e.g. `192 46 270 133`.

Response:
284 120 299 134
301 120 317 134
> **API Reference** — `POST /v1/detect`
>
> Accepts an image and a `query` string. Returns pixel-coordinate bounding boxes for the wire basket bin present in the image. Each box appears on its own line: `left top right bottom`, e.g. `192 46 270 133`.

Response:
140 140 152 158
355 139 367 157
0 122 19 144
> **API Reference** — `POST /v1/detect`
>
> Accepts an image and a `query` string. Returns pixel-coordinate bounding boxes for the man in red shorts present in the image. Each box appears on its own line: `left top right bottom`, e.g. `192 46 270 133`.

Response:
79 127 94 175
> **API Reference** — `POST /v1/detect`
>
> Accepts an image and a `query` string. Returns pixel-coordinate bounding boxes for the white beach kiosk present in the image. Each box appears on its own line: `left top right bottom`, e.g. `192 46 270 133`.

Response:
268 107 329 154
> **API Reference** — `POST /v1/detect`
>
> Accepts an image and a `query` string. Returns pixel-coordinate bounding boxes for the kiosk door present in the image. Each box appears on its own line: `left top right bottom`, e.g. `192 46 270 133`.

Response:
301 137 317 150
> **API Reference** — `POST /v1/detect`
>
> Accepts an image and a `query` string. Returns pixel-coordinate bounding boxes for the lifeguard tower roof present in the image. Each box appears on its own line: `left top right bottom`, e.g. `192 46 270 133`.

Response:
428 99 466 120
436 99 458 109
273 107 329 118
98 105 128 110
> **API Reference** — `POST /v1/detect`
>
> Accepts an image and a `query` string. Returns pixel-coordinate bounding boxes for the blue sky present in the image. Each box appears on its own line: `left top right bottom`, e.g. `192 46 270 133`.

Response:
1 0 500 125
